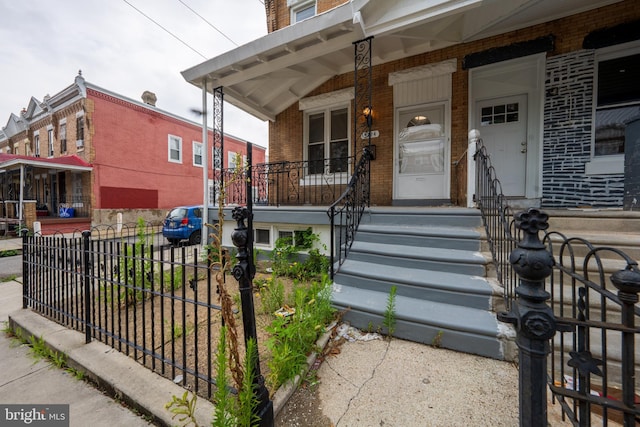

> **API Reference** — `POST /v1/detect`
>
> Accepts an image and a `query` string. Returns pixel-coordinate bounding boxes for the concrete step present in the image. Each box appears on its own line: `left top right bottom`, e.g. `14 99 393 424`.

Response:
356 223 482 251
347 241 489 276
331 285 514 360
334 259 499 311
545 230 640 261
545 208 640 234
362 207 483 228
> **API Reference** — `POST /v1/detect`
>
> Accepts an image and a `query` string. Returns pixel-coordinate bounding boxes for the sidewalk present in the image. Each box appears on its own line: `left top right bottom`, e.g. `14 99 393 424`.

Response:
0 278 159 426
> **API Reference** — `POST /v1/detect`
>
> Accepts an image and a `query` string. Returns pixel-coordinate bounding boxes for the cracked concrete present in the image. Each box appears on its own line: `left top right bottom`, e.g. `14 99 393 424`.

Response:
316 337 520 427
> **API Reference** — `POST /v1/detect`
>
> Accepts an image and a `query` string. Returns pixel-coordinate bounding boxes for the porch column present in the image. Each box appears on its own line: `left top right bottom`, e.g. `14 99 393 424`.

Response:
467 129 480 208
201 77 209 247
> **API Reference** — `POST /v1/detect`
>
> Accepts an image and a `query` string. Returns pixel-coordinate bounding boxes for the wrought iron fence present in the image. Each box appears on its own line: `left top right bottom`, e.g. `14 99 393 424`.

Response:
222 156 355 207
327 148 373 278
473 138 518 311
474 135 639 425
543 231 640 426
22 227 225 399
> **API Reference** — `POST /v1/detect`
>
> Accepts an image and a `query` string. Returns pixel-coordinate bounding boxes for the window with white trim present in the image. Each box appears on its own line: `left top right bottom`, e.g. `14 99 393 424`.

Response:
255 228 270 245
168 135 182 163
228 151 246 169
289 0 315 23
34 132 40 157
47 127 54 157
76 114 84 149
59 121 67 153
193 141 203 166
305 106 349 175
594 49 640 157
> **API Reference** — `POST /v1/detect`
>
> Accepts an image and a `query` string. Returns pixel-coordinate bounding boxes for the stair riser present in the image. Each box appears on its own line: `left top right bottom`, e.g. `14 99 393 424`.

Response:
334 273 492 310
362 213 482 228
548 217 640 234
356 231 481 251
347 251 487 276
336 307 504 360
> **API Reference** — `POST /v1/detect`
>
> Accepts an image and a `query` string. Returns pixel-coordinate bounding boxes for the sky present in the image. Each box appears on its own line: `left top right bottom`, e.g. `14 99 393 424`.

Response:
0 0 269 147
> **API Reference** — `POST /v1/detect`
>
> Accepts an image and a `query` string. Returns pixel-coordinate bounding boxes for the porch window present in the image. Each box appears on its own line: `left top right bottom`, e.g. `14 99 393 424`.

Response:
594 51 640 157
193 141 203 167
168 135 182 163
59 122 67 153
47 127 54 157
306 107 349 175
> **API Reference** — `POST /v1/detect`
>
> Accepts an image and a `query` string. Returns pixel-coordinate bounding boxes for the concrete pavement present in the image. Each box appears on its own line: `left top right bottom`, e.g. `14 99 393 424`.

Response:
0 279 158 426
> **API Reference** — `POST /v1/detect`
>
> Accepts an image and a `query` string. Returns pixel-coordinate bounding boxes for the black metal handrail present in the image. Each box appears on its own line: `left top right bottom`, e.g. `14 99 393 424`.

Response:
473 138 519 311
327 148 373 278
222 156 355 207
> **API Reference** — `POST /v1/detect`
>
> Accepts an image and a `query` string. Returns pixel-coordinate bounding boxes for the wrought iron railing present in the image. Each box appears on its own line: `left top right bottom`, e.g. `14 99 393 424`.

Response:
22 227 225 399
327 148 373 278
222 156 355 206
473 138 518 310
544 232 640 426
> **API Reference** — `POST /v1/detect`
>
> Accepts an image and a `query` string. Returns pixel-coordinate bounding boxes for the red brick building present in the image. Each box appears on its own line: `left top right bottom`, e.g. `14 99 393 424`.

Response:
0 73 266 234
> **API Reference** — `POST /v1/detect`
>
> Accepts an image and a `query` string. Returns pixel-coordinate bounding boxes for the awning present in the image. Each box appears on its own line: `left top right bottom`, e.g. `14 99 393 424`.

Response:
0 154 93 173
182 0 621 122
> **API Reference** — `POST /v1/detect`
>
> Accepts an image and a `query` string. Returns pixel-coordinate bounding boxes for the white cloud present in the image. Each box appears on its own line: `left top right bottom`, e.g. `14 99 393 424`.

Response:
0 0 268 147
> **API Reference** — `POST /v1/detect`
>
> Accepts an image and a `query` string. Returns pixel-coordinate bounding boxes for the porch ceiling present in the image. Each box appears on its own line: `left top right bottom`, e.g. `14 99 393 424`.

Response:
181 0 622 122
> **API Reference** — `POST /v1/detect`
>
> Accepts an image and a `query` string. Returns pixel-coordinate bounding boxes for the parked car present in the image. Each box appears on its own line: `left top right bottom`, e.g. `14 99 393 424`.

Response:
162 205 203 246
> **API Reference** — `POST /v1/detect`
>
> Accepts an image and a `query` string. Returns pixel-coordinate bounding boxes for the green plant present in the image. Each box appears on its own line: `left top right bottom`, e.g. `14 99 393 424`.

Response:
431 330 444 348
260 277 284 315
213 326 235 427
237 338 260 427
168 321 194 339
0 249 18 257
265 274 335 389
269 230 329 280
165 391 199 427
28 335 50 360
1 274 18 282
383 285 397 337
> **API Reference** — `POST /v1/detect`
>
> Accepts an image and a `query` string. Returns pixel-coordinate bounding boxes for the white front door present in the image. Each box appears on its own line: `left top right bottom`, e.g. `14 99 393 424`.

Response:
476 94 528 197
394 103 449 200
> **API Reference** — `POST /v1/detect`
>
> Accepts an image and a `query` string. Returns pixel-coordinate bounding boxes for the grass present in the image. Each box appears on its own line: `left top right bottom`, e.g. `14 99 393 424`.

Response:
1 274 18 282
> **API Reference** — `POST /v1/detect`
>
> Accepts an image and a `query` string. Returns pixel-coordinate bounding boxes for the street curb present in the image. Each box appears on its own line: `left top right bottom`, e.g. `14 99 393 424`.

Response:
8 309 215 427
8 307 335 425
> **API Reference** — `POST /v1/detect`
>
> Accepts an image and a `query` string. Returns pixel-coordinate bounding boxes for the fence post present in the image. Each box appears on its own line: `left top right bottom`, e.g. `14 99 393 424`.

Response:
498 208 556 427
230 206 274 427
610 267 640 427
82 230 92 344
21 229 29 309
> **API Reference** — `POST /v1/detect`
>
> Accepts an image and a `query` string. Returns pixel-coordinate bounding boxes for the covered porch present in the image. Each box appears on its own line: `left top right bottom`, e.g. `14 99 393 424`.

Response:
0 154 92 235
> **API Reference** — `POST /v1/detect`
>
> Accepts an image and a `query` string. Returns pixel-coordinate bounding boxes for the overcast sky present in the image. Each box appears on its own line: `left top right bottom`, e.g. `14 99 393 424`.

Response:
0 0 269 147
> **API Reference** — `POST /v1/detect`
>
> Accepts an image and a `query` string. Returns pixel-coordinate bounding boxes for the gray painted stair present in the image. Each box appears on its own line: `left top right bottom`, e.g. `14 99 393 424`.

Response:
331 207 515 360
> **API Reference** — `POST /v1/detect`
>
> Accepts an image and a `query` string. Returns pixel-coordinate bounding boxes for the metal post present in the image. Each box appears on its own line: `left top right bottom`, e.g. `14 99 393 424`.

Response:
610 267 640 427
82 230 92 344
230 206 274 427
21 229 29 309
498 208 556 427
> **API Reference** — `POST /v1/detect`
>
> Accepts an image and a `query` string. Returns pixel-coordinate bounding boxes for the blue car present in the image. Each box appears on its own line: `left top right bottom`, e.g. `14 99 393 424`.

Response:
162 205 203 246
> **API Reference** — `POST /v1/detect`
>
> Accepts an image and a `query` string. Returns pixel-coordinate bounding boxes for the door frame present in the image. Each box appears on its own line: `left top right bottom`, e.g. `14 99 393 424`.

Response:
468 54 545 202
392 100 451 202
